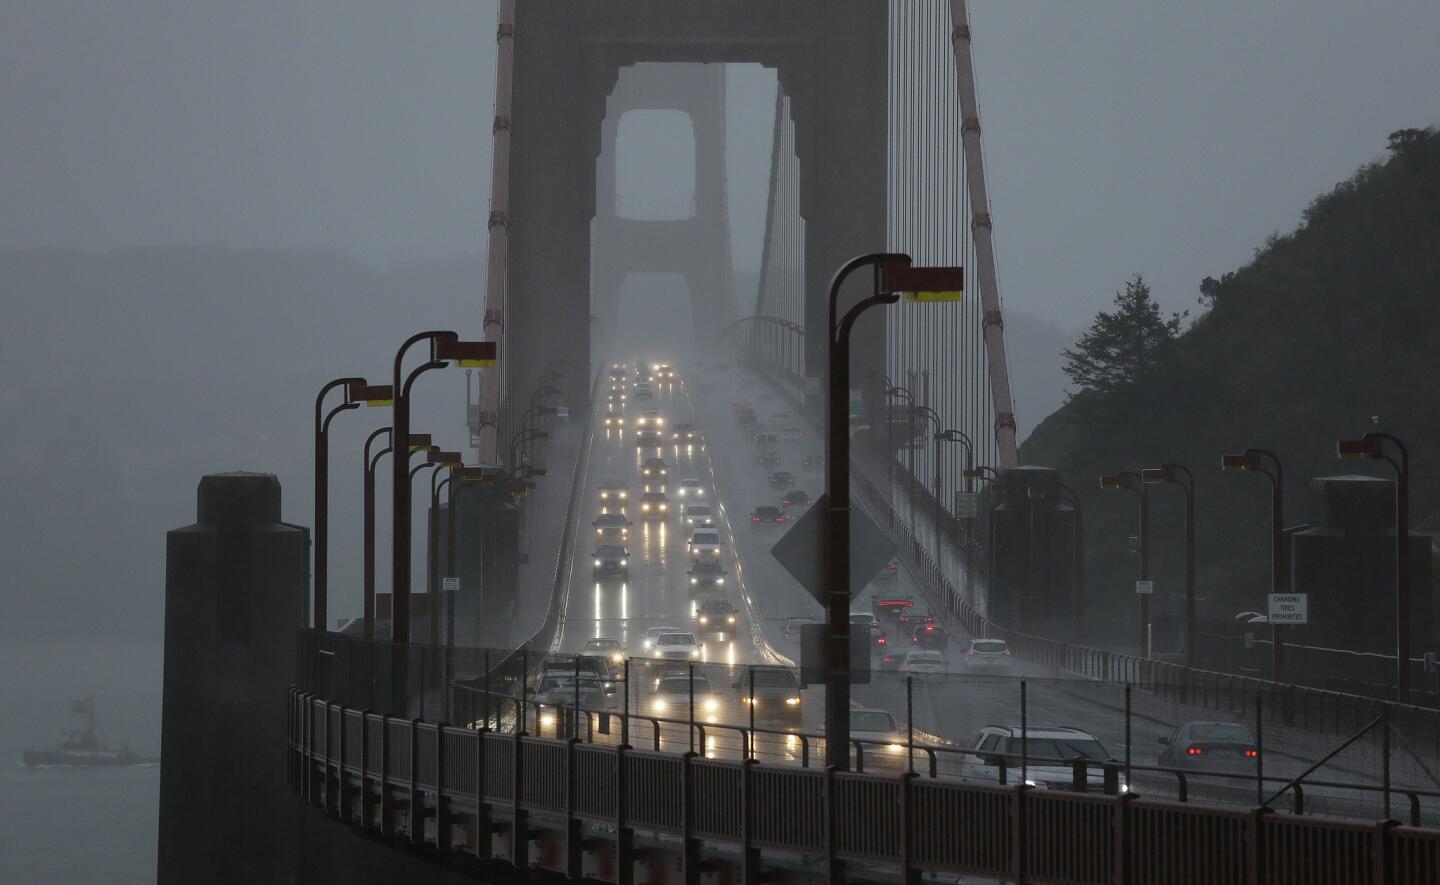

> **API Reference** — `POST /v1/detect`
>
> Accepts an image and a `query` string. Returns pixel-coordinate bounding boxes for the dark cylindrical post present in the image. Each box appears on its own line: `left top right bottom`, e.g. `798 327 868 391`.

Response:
574 655 582 741
748 668 756 761
1125 683 1132 790
1382 703 1392 819
314 377 363 630
622 658 631 747
906 675 915 775
1255 694 1264 806
392 332 449 644
362 427 392 640
1138 481 1150 658
1020 680 1028 788
688 662 696 756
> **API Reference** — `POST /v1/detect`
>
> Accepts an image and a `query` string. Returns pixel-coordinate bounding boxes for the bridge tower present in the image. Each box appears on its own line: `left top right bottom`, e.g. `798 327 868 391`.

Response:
504 0 890 424
591 63 735 353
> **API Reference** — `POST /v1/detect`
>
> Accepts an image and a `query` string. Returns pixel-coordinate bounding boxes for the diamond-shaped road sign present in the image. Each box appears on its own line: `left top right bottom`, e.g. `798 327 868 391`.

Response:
771 493 897 606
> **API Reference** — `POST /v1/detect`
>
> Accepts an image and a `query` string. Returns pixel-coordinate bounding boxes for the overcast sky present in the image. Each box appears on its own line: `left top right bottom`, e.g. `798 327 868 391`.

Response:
3 0 1438 329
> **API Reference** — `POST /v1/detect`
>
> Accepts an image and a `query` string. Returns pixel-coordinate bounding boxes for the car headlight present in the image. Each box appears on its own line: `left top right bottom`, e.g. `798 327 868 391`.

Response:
698 615 708 624
704 698 719 713
887 743 905 755
660 503 667 510
717 577 725 585
619 491 627 499
611 653 623 664
541 712 556 728
652 699 669 714
642 504 649 511
594 559 602 567
690 578 698 585
690 649 700 657
727 615 736 624
784 697 800 706
620 558 628 566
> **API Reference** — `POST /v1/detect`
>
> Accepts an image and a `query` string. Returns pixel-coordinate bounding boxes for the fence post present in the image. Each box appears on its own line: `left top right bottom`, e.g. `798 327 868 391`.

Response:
511 720 527 877
681 750 700 885
1255 694 1264 807
475 725 490 862
741 757 760 884
379 713 391 837
435 722 449 854
1245 807 1271 884
336 704 348 821
622 657 631 746
408 718 422 847
359 709 371 829
565 737 582 880
616 742 633 885
823 765 843 885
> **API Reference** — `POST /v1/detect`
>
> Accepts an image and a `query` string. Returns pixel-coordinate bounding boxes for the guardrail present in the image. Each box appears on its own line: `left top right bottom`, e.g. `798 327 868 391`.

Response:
289 687 1440 884
730 335 1440 754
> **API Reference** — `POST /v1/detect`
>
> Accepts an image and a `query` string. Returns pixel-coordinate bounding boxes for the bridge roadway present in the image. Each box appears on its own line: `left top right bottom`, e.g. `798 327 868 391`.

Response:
528 358 1437 823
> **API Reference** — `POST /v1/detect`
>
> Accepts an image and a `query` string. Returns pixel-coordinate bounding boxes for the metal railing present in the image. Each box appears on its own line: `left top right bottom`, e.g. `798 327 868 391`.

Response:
290 687 1440 884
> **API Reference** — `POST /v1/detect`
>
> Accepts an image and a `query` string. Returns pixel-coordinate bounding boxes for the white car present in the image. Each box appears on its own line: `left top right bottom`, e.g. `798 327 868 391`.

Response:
902 650 948 675
961 726 1125 792
641 625 681 652
653 631 700 662
634 409 664 429
965 638 1013 670
681 503 713 525
676 478 705 498
688 525 723 557
850 708 907 759
649 674 721 722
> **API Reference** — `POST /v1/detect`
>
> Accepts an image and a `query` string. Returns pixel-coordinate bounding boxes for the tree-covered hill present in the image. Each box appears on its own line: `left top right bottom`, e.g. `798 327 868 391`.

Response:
1021 128 1440 651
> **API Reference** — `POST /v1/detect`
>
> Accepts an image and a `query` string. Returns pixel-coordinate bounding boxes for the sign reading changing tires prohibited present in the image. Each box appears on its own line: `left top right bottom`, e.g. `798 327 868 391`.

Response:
954 491 979 519
1269 593 1308 624
443 577 460 593
1135 580 1154 595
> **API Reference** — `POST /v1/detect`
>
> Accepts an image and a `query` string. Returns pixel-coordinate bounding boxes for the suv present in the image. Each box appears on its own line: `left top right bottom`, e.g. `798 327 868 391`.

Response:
688 558 727 590
676 478 705 498
634 383 655 401
964 638 1012 670
635 409 664 429
653 632 700 662
734 666 804 726
641 457 669 480
962 726 1123 792
592 544 629 578
769 471 796 489
696 598 738 633
639 491 670 518
671 423 699 442
593 512 631 539
873 594 915 624
636 429 663 447
598 479 629 502
688 524 723 557
681 503 713 525
750 506 786 526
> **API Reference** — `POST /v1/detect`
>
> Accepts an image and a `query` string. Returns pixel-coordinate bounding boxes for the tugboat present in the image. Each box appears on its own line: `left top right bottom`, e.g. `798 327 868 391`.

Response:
21 694 155 767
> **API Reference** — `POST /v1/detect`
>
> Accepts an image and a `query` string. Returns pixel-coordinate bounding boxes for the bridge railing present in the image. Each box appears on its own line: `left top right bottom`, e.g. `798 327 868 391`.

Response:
289 686 1440 884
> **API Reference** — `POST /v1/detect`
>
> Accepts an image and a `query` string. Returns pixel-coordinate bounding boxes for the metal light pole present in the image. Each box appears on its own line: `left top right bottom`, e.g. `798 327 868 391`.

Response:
426 452 462 646
1222 449 1284 680
1142 464 1196 667
1338 433 1411 699
362 425 392 640
1030 483 1085 642
1101 472 1150 658
823 252 964 771
313 376 368 630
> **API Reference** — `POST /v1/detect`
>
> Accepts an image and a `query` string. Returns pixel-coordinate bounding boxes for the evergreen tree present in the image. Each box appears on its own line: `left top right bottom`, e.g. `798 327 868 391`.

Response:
1062 274 1185 395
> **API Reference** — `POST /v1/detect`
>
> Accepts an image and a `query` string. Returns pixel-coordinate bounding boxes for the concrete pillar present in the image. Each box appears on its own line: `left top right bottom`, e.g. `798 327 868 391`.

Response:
158 472 307 884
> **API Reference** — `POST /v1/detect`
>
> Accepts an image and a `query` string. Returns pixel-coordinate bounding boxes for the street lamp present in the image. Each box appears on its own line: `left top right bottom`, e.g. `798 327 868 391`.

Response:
391 331 496 645
426 451 463 646
362 432 432 638
1028 483 1085 642
1221 449 1285 680
823 251 963 771
1100 472 1151 658
313 376 373 631
1142 464 1196 668
509 427 550 470
1337 432 1411 700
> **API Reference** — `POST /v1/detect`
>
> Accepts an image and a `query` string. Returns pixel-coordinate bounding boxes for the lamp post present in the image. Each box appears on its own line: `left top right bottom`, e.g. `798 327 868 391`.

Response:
509 427 551 470
426 451 463 646
823 252 964 771
313 376 370 630
390 332 495 644
363 432 433 638
1222 449 1285 681
1337 433 1411 700
1142 464 1196 667
1101 472 1151 658
1029 483 1085 642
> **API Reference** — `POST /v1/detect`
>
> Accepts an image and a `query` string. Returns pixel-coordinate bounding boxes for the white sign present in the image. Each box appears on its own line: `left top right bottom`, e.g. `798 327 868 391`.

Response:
849 387 864 417
1135 580 1154 595
805 376 821 395
1268 593 1308 624
954 491 979 519
442 577 460 593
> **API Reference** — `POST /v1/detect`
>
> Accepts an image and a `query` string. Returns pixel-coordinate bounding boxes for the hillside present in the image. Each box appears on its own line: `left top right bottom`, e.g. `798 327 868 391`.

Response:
1020 128 1440 650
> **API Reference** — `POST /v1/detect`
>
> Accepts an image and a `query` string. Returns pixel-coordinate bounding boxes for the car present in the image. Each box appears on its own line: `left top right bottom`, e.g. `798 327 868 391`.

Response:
802 453 823 468
737 409 758 428
641 625 680 652
687 559 727 591
872 559 899 584
898 607 937 629
608 367 628 381
756 450 782 466
598 480 629 502
636 429 663 447
542 655 616 683
635 409 664 429
603 413 625 428
649 673 721 722
753 431 781 448
652 631 701 662
964 638 1013 669
768 412 793 428
782 616 815 639
676 477 705 498
695 599 738 633
902 650 948 675
641 457 669 479
782 488 811 508
850 612 888 649
962 726 1123 792
654 364 678 382
781 425 804 441
681 503 713 525
592 544 629 578
688 525 723 557
735 666 804 725
581 638 626 667
909 623 947 650
732 400 753 415
1156 721 1259 774
873 594 915 623
850 707 906 757
532 673 613 730
671 423 700 442
635 384 654 401
750 506 786 525
593 512 632 538
639 491 670 518
879 651 905 671
769 471 796 489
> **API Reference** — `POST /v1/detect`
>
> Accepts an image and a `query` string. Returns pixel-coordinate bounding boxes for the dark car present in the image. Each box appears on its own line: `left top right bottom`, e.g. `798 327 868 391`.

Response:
695 599 738 634
641 457 669 480
592 544 629 579
687 558 727 590
671 423 699 442
769 471 796 489
636 429 663 447
878 651 905 672
756 450 781 466
639 491 670 519
782 488 811 508
750 506 786 526
909 623 947 650
734 666 804 726
898 607 936 629
1157 721 1259 774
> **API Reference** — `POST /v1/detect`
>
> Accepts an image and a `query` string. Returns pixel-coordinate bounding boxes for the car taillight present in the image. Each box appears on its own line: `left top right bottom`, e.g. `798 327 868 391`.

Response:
1244 749 1258 759
924 626 935 632
751 516 759 523
1003 649 1012 656
882 656 897 664
877 636 886 645
966 649 977 656
1185 747 1205 756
